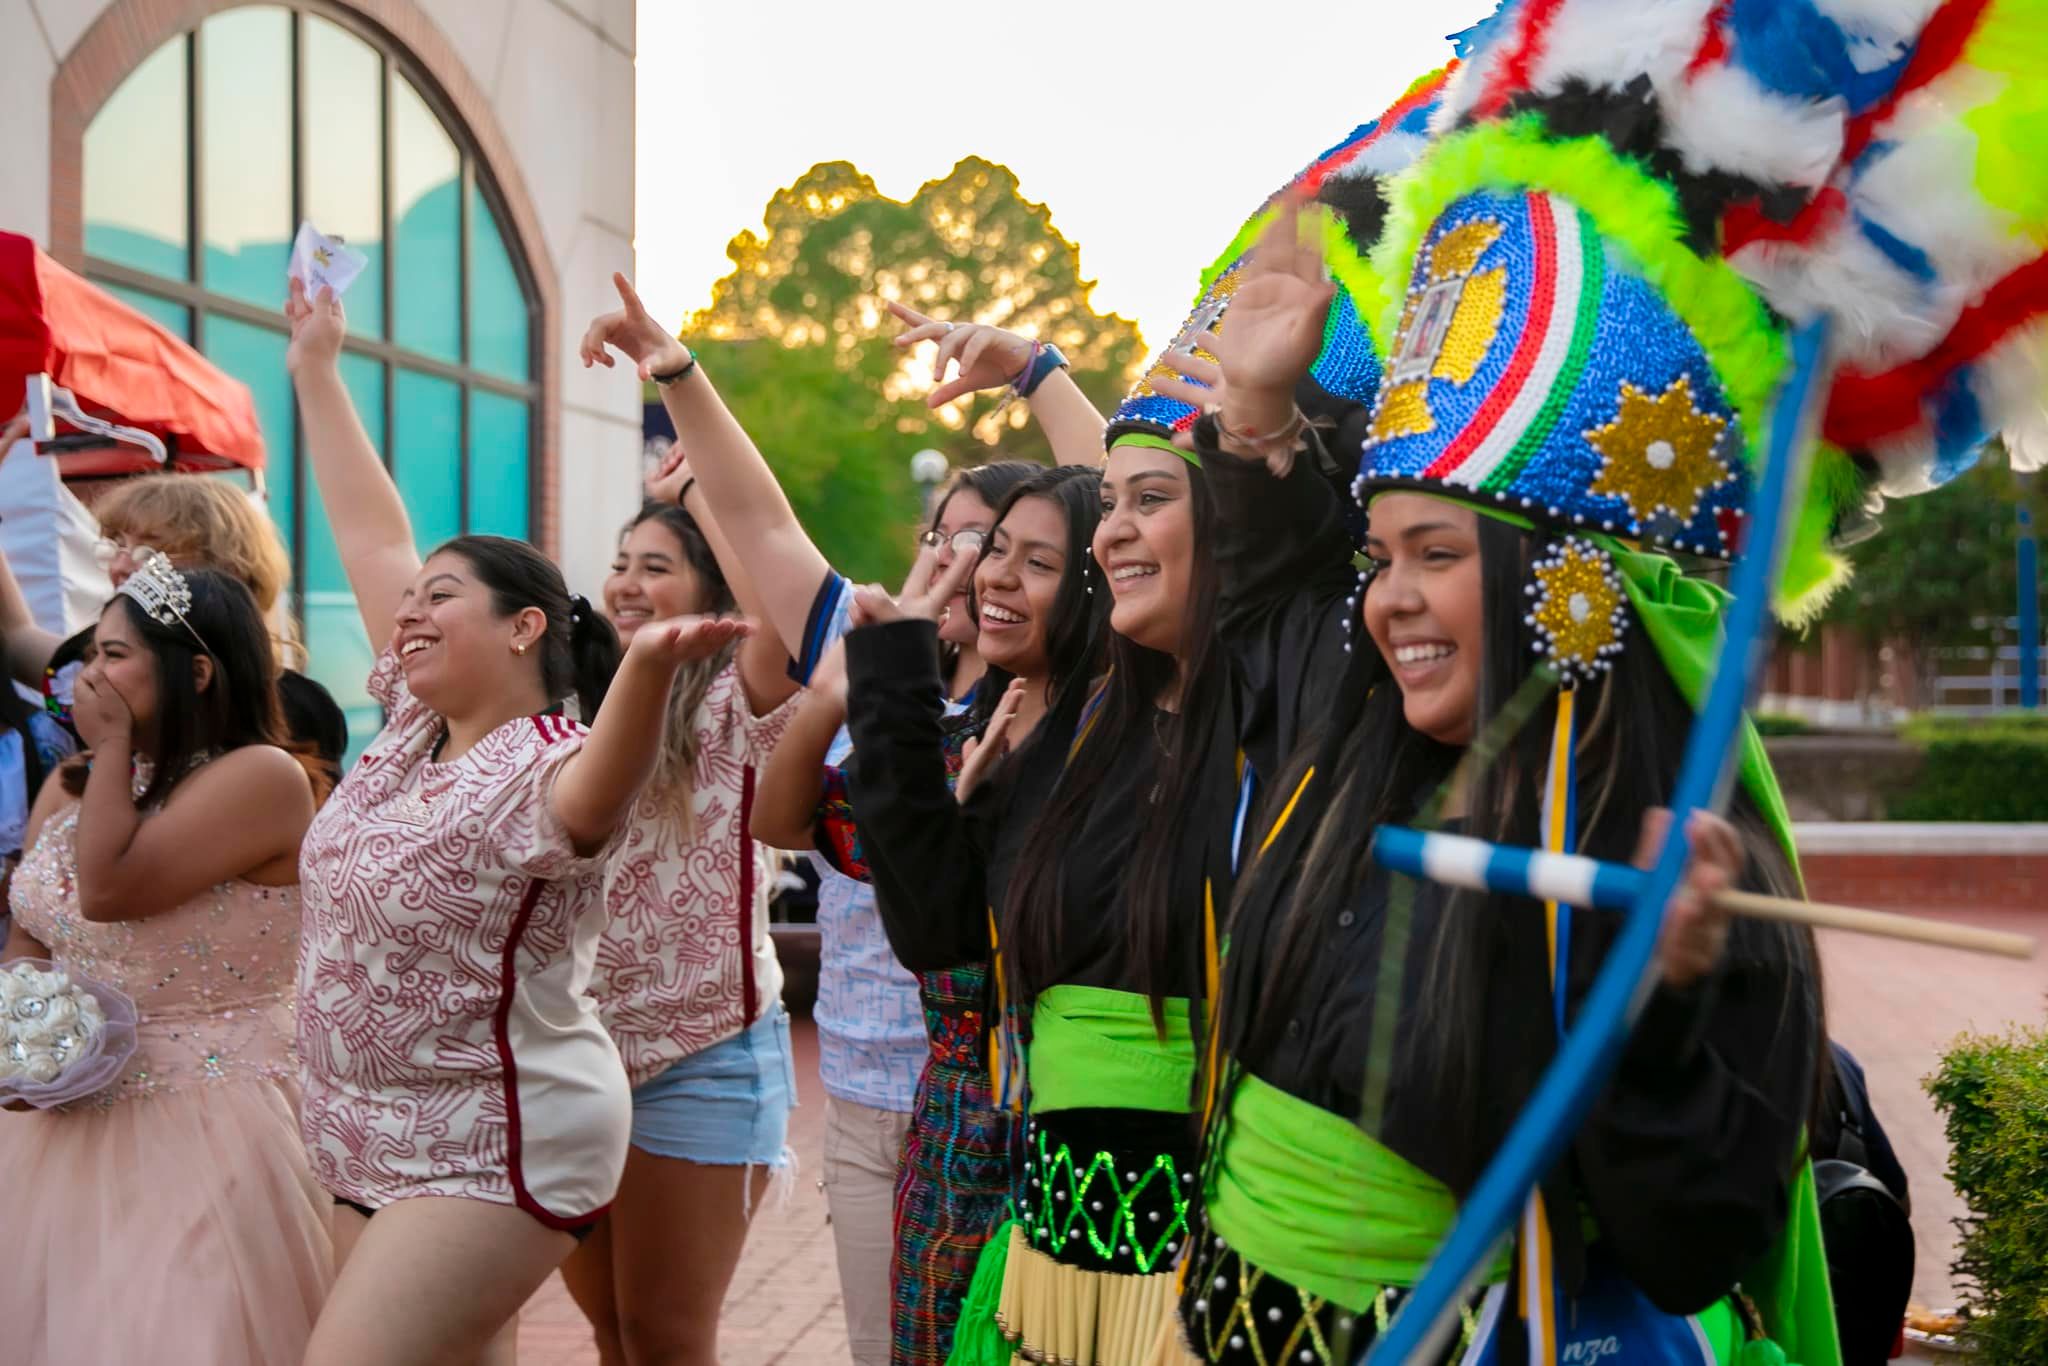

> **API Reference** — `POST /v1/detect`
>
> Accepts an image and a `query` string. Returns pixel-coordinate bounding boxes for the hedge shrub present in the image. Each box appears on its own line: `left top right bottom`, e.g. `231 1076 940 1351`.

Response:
1888 715 2048 821
1925 1025 2048 1360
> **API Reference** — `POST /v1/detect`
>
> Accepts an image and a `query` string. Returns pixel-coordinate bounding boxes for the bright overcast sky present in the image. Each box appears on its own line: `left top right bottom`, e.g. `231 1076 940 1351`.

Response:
633 0 1499 353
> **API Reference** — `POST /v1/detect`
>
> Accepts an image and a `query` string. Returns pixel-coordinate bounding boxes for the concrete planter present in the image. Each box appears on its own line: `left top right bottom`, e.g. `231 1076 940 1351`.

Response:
1766 735 1924 822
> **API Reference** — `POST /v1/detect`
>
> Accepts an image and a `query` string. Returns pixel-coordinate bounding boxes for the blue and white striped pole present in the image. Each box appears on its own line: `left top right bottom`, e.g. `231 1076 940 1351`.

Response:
1370 826 1647 912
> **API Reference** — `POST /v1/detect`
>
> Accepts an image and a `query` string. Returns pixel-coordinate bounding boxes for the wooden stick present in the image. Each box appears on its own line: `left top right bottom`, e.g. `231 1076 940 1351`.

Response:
1712 888 2036 959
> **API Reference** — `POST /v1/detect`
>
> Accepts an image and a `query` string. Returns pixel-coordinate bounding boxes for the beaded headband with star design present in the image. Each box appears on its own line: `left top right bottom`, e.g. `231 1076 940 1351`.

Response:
116 549 217 656
1354 187 1751 563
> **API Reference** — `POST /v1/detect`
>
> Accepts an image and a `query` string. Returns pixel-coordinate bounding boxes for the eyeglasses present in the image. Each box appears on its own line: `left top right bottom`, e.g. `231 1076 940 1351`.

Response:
93 536 155 569
918 528 987 554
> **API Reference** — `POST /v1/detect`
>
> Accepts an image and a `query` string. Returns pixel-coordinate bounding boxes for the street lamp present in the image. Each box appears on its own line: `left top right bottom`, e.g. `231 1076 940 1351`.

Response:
910 448 950 520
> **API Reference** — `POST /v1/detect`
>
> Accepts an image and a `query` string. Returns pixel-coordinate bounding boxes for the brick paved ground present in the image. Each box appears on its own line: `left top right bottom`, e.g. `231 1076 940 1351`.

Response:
1815 903 2048 1315
514 903 2044 1363
515 1017 849 1365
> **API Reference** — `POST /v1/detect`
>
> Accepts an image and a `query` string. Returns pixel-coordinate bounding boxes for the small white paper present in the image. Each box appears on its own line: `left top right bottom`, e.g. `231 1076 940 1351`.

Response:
289 221 368 299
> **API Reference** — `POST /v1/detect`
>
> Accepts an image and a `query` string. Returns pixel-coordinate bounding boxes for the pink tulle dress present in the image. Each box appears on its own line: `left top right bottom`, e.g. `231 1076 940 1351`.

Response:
0 799 334 1364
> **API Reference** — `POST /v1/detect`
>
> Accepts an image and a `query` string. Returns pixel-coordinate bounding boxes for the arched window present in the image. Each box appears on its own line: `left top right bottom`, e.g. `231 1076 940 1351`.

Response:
80 3 540 753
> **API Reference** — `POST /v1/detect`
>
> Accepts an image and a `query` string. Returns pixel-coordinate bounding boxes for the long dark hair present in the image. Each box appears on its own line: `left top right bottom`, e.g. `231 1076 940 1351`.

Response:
63 570 321 806
1002 452 1227 1024
435 534 620 724
618 500 738 811
931 460 1041 694
960 465 1110 734
1233 516 1821 1147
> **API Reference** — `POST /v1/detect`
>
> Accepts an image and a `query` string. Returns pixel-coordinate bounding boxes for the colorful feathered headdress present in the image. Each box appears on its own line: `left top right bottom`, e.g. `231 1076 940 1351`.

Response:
1355 0 2048 622
1105 66 1461 452
1346 14 2047 1359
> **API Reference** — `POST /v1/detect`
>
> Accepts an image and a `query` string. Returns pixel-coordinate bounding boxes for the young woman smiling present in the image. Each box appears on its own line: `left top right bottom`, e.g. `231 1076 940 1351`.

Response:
557 446 804 1366
577 272 1046 1366
1149 183 1835 1363
286 278 745 1366
937 425 1247 1365
754 464 1107 1365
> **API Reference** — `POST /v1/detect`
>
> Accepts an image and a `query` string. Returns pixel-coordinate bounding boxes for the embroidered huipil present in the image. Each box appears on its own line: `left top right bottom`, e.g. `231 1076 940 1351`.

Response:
593 660 799 1088
295 649 629 1227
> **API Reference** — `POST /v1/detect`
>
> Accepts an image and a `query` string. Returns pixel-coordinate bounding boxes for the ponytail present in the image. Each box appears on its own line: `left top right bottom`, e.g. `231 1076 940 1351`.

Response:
566 593 621 724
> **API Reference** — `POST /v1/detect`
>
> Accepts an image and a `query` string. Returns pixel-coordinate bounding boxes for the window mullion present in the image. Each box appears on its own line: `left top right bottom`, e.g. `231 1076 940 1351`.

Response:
186 29 204 351
458 158 473 534
289 10 307 621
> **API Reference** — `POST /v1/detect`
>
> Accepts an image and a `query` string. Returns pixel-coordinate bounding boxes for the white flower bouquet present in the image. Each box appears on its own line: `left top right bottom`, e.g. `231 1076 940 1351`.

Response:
0 960 137 1108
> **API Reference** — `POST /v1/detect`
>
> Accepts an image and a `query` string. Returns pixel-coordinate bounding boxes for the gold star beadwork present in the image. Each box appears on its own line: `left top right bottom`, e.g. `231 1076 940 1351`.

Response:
1584 376 1730 526
1525 538 1629 682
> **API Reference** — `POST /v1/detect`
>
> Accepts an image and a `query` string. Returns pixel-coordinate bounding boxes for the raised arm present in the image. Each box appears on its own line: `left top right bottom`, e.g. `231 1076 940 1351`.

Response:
0 433 64 685
886 302 1107 467
580 274 829 661
1154 202 1365 766
646 448 798 717
284 278 422 650
70 675 314 923
552 615 750 853
752 641 846 851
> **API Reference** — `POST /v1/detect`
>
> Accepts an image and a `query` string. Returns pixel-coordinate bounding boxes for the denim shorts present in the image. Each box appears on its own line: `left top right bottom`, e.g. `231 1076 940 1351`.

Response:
628 1007 797 1167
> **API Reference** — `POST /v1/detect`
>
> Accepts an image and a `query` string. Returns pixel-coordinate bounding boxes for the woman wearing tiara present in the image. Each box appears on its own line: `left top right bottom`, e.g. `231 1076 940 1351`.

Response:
0 554 335 1365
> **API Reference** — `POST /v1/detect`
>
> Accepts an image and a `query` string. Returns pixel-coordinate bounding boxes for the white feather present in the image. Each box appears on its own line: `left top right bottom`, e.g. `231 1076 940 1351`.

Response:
1527 0 1714 96
1340 131 1433 178
1852 118 2038 304
1976 323 2048 473
1733 222 1952 368
1868 430 1942 497
1659 64 1846 188
1433 39 1495 133
1811 0 1943 45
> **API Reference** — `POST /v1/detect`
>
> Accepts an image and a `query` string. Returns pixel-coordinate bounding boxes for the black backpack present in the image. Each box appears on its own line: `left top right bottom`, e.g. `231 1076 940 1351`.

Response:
1813 1042 1915 1365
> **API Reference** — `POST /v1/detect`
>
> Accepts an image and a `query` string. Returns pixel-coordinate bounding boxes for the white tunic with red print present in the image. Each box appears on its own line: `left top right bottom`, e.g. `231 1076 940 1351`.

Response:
594 661 799 1088
295 649 630 1226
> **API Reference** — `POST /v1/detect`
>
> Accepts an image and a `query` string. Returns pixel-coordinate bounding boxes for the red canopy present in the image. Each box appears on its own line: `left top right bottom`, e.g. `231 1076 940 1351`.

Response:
0 232 265 476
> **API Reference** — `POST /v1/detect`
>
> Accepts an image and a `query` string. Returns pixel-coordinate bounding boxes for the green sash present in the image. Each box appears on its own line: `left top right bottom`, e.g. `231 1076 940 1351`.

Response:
1025 985 1197 1116
1205 1071 1512 1310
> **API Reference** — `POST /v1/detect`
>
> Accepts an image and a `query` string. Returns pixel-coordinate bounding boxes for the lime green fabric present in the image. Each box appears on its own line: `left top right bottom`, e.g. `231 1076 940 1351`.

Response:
1205 1071 1510 1309
1026 986 1197 1116
1695 1298 1744 1365
1597 538 1801 883
944 1218 1017 1366
1110 429 1198 467
1740 1159 1843 1366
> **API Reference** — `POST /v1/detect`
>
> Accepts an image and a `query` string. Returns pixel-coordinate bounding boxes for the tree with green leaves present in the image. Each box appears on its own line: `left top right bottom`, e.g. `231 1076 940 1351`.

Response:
672 158 1146 583
1824 451 2045 703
